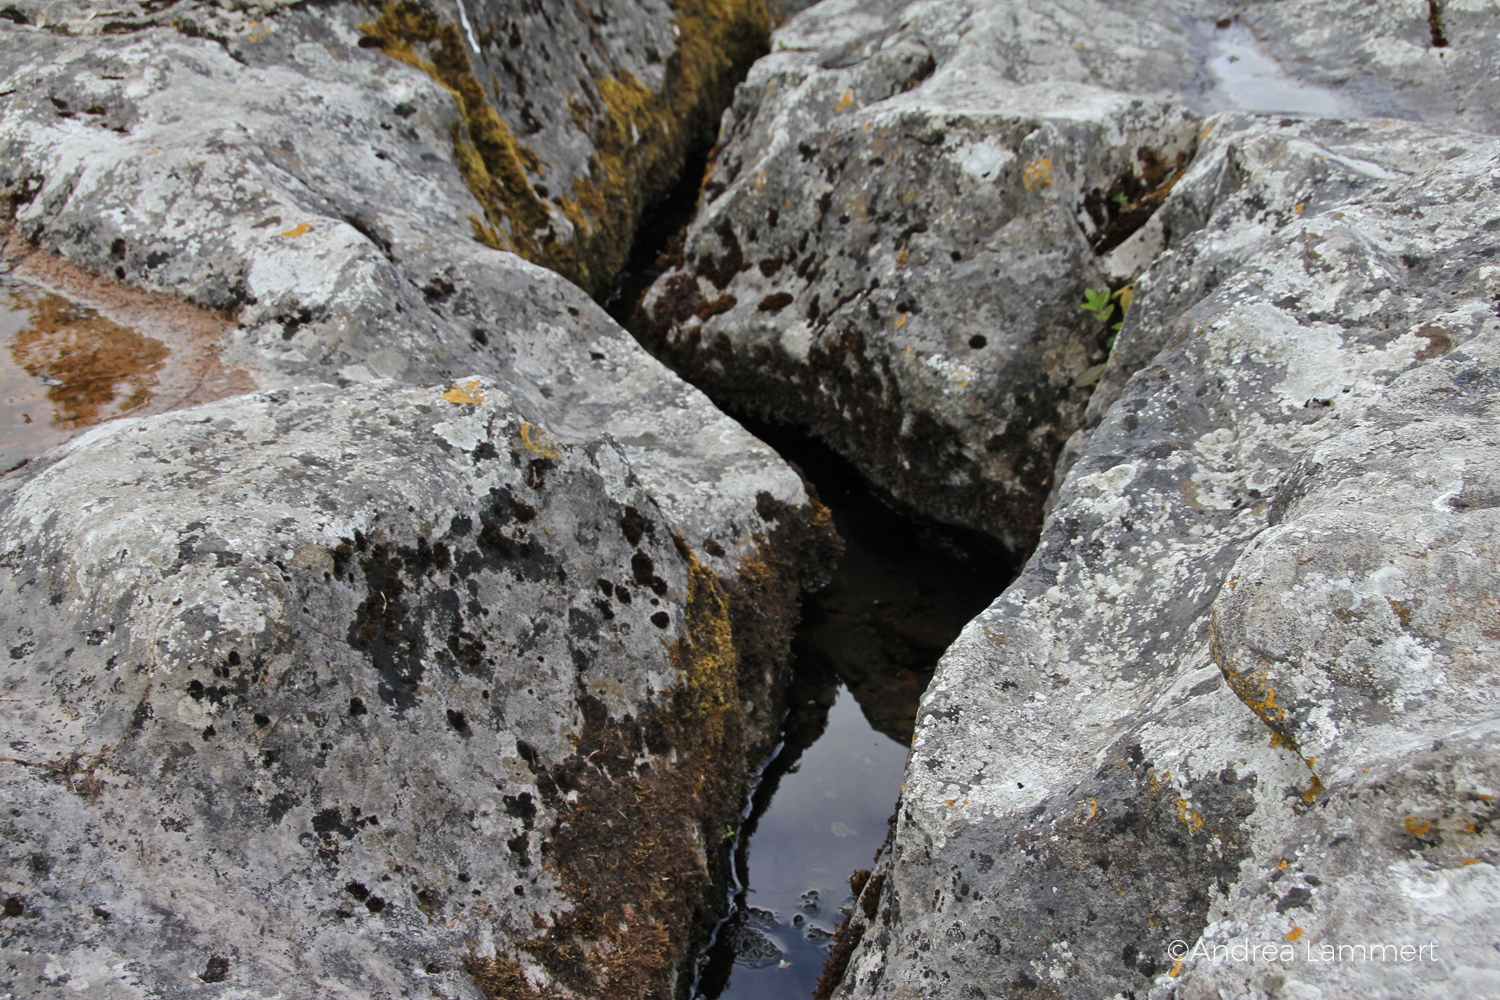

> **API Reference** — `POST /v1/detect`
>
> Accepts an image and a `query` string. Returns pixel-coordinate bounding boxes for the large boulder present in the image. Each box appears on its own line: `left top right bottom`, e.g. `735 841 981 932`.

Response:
636 0 1500 552
639 0 1207 550
0 3 840 997
1 0 769 298
824 111 1500 999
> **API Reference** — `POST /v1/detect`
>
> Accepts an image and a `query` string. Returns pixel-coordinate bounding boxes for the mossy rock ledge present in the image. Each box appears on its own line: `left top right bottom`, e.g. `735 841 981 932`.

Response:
0 3 838 998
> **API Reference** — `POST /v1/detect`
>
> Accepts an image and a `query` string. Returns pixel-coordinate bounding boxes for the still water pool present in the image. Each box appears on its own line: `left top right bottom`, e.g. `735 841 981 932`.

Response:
694 424 1017 999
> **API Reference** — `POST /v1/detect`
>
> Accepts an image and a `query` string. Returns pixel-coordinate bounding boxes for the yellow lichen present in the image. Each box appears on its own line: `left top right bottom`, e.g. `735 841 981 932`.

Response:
1175 797 1205 833
441 380 485 405
1022 158 1054 191
519 422 562 459
363 0 768 297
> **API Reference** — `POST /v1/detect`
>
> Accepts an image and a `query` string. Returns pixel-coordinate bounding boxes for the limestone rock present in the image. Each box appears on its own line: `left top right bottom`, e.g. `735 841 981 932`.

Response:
639 0 1208 550
0 4 839 997
826 112 1500 1000
0 378 808 998
0 0 769 298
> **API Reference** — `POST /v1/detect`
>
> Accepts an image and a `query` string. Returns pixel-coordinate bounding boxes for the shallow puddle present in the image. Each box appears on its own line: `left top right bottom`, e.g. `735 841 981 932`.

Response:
694 424 1017 1000
0 233 252 474
1194 20 1353 117
1 282 168 471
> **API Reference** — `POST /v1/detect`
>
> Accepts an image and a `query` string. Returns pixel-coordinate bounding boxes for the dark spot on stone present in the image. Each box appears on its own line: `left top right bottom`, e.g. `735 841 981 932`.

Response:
312 807 357 840
187 679 205 701
650 611 670 629
227 650 241 666
969 334 987 349
759 292 794 313
2 897 22 917
349 697 367 717
366 895 386 913
447 708 470 735
631 551 655 586
345 881 370 901
253 713 270 728
704 537 725 557
1276 887 1313 913
614 584 632 604
201 956 229 983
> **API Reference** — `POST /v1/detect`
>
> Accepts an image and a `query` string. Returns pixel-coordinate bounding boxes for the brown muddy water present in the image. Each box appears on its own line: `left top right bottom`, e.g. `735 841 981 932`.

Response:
0 234 251 474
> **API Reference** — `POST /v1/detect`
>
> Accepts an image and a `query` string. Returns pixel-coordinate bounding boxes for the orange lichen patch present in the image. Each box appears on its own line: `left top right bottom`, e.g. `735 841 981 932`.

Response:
1269 731 1295 751
1175 797 1205 833
1453 817 1478 834
1022 158 1054 191
519 422 562 460
1404 815 1431 836
1286 926 1304 942
834 89 854 112
1387 597 1415 628
2 229 252 473
1461 859 1482 866
440 380 485 405
1211 613 1299 752
1073 797 1098 824
1302 771 1324 804
279 221 313 238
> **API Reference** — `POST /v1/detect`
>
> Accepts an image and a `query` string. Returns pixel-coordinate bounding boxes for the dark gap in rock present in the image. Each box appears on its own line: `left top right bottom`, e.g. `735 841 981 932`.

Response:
1428 0 1450 48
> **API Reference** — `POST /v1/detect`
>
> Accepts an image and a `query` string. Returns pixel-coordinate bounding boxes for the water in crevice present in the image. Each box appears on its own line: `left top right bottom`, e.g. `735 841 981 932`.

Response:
692 421 1018 1000
599 136 1017 1000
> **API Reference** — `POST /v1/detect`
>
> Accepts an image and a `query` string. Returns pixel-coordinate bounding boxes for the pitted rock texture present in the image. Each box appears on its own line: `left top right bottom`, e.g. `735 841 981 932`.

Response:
637 0 1500 550
1 0 770 298
639 0 1211 550
0 380 818 998
822 113 1500 1000
0 4 815 584
0 4 840 997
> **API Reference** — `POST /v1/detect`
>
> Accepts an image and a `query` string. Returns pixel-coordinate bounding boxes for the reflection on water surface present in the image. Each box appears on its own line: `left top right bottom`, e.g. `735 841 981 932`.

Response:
696 422 1018 1000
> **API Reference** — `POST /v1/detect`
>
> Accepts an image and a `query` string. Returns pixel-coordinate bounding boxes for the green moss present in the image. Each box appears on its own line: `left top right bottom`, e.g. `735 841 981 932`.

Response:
362 0 770 297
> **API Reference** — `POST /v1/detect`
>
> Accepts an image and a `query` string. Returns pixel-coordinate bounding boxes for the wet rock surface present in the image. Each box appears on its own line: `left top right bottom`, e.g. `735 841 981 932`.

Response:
0 2 840 998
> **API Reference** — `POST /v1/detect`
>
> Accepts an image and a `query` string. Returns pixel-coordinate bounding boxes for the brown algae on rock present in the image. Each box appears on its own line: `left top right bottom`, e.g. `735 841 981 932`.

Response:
1 234 251 472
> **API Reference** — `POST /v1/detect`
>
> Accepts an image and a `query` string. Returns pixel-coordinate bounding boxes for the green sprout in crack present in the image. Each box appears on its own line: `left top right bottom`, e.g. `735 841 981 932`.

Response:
1080 284 1134 334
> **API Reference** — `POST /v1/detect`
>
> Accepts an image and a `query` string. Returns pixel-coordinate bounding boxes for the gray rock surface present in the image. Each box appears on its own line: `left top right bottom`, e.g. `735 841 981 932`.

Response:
639 0 1209 550
637 0 1500 551
0 0 770 298
0 3 838 997
826 111 1500 1000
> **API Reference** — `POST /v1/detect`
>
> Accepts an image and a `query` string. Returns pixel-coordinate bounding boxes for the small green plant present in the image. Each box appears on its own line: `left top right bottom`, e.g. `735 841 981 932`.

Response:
1111 191 1129 209
1080 284 1134 336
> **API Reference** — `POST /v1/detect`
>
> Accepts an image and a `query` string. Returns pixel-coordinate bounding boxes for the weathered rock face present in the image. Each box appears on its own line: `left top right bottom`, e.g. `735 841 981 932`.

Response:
824 112 1500 1000
0 3 840 998
636 0 1500 552
1 0 770 299
0 380 765 998
639 0 1211 549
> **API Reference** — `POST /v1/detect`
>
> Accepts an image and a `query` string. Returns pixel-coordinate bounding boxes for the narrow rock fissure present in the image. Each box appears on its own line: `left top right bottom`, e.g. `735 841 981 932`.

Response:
603 135 1024 1000
687 420 1018 1000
